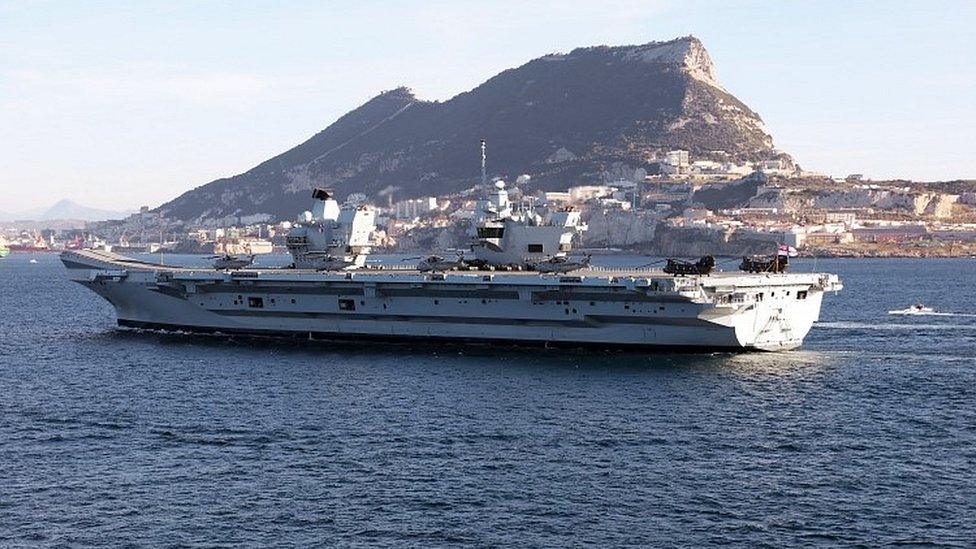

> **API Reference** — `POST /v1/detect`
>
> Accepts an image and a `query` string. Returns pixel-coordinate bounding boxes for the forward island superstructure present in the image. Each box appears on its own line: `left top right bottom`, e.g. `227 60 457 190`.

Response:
62 184 842 352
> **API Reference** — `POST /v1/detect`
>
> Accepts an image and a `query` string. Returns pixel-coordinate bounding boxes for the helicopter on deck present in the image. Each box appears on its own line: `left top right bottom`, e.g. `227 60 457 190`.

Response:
529 254 592 274
209 254 255 270
303 251 359 271
410 252 468 273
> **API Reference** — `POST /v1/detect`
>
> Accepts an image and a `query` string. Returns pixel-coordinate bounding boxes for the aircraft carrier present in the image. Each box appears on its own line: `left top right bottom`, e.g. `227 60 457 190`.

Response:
61 177 842 352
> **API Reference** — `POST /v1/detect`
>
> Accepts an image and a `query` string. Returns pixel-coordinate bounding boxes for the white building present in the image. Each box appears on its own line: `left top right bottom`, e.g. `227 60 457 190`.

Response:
393 197 438 220
543 191 572 204
690 160 722 173
757 159 795 177
824 211 857 226
779 224 854 248
666 150 689 167
660 150 690 175
568 185 616 202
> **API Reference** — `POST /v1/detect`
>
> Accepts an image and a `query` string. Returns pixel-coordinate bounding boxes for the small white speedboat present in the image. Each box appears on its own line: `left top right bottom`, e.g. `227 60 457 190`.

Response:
888 303 934 315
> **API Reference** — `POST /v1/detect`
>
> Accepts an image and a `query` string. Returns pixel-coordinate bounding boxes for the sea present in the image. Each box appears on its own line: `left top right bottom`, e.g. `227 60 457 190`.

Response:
1 253 974 547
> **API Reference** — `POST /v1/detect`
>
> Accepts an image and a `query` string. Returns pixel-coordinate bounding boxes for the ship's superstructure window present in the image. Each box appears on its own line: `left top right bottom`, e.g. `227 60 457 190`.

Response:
527 244 544 253
797 291 808 300
248 297 264 308
476 227 504 239
338 299 356 311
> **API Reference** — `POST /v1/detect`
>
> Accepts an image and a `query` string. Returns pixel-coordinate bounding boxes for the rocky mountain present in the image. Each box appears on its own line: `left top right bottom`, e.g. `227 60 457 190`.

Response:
159 36 783 223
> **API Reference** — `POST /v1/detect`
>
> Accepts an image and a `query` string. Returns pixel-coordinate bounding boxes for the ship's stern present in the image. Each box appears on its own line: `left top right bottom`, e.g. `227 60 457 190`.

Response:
699 273 842 351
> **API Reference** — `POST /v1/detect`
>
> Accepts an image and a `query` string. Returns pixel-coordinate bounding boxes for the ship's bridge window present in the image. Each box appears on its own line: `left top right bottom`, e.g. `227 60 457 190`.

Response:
527 244 544 253
477 227 504 239
796 290 808 300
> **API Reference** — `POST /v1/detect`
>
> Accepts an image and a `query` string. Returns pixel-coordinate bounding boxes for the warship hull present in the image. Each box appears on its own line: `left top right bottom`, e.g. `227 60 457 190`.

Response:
63 250 842 352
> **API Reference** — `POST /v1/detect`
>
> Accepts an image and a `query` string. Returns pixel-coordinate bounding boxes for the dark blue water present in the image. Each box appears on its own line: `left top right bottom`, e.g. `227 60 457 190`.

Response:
2 254 974 547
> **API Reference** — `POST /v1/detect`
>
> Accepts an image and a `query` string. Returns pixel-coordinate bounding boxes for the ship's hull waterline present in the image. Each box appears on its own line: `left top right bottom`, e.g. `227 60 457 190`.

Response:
63 250 842 352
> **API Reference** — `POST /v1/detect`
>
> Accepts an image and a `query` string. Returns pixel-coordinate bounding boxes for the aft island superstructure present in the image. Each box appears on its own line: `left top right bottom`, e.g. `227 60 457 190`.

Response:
62 184 842 352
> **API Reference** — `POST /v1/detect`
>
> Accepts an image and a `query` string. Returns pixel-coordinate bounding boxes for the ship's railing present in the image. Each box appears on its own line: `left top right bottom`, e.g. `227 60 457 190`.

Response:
363 263 416 271
585 266 662 273
360 263 665 274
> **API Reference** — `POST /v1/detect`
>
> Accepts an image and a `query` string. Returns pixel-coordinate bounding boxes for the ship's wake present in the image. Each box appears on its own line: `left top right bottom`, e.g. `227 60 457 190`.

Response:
817 321 976 331
886 311 976 318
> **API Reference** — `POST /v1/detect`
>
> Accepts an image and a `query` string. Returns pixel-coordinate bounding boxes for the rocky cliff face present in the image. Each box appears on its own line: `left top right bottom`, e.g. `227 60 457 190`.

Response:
159 36 781 223
748 185 960 219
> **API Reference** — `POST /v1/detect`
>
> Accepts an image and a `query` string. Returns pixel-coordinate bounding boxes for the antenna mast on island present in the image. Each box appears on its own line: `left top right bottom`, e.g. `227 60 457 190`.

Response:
480 139 487 187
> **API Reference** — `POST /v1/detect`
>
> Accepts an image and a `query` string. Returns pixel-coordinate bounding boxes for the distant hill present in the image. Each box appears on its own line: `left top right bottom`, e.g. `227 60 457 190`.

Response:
0 200 132 222
39 199 132 221
158 36 785 223
0 207 44 222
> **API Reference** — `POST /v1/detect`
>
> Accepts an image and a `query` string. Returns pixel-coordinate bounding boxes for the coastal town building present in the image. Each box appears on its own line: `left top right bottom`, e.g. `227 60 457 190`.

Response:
6 147 975 259
393 197 438 220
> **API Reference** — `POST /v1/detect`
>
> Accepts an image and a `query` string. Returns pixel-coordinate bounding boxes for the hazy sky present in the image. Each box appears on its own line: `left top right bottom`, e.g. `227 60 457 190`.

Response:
1 0 974 211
